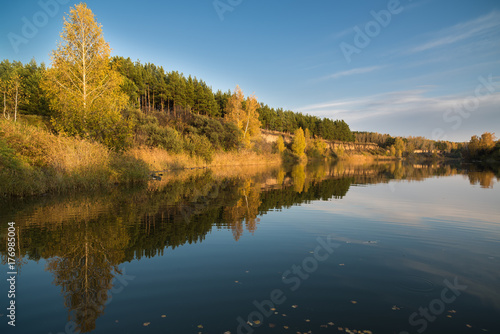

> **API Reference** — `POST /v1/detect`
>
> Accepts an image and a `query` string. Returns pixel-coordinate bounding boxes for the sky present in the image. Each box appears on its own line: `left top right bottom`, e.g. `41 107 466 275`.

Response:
1 0 499 142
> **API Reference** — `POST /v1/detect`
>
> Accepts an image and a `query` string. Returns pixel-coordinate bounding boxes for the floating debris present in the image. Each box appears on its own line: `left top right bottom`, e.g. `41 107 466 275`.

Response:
224 331 231 334
271 308 276 311
115 320 119 323
328 322 335 326
269 323 276 328
320 324 328 328
391 305 401 310
143 322 150 326
350 300 358 304
448 310 457 313
466 324 472 328
339 264 345 266
197 324 203 328
282 313 287 316
284 325 289 329
254 320 261 325
161 315 167 318
292 305 298 308
305 319 310 322
446 315 452 318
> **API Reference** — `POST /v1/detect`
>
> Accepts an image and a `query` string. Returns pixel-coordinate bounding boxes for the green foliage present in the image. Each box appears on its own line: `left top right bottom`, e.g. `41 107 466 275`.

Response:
183 133 214 163
186 114 241 151
141 123 183 153
258 103 354 142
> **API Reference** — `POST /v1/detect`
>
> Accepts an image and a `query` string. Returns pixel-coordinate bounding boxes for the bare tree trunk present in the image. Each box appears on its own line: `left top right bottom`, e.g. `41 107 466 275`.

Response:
14 83 18 122
3 91 6 119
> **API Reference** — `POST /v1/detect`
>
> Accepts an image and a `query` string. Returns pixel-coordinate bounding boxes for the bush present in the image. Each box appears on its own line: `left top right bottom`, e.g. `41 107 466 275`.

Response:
140 123 183 153
187 114 241 151
183 133 214 163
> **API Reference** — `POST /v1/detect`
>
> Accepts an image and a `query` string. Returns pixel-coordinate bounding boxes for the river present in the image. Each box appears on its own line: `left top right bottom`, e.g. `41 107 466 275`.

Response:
0 161 499 334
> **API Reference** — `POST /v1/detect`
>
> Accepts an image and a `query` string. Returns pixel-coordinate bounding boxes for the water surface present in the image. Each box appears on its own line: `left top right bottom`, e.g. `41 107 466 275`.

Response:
1 162 499 334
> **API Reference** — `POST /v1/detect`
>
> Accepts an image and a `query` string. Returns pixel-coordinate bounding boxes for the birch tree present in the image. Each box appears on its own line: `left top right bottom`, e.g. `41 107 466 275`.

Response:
43 3 130 149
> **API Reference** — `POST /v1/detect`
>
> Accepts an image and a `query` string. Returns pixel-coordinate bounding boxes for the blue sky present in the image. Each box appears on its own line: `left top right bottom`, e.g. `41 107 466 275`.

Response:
1 0 499 141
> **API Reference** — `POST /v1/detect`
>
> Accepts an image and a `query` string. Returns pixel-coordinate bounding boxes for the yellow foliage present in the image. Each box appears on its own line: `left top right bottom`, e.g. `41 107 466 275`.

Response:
42 3 129 148
224 85 261 147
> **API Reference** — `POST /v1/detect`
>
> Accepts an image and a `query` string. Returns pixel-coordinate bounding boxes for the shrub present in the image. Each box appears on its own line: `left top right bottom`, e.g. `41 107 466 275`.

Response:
183 133 214 163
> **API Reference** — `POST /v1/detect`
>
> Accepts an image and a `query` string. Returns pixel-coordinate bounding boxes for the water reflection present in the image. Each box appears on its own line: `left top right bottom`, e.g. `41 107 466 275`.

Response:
0 161 498 332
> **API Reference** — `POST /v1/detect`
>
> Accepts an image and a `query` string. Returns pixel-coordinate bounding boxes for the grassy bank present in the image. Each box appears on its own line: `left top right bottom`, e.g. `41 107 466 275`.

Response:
0 119 282 197
0 119 150 197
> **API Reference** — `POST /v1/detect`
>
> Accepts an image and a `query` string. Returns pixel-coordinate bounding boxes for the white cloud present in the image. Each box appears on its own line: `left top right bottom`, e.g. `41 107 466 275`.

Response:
296 87 500 141
316 65 385 82
409 11 500 54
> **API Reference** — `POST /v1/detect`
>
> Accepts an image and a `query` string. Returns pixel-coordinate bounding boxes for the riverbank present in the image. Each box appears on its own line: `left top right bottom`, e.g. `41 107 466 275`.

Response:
0 119 281 197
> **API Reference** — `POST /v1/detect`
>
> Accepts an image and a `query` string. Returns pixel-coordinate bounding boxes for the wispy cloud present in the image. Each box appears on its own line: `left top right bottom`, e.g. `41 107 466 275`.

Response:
409 10 500 54
296 88 500 140
317 65 385 81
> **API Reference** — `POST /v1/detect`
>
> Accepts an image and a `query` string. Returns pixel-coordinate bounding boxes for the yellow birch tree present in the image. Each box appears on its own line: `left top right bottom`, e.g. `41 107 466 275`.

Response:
225 85 261 147
42 3 130 149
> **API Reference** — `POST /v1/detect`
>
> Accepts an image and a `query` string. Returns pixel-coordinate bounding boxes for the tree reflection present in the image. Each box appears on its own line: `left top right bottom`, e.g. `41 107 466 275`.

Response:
45 218 129 332
1 161 498 332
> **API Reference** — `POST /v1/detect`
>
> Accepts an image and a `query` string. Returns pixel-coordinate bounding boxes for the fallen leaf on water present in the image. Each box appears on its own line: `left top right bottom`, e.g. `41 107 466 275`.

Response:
197 324 203 328
446 315 452 318
339 264 345 266
161 315 167 318
283 325 289 329
224 332 231 334
292 305 298 308
254 320 261 325
466 324 472 328
321 325 328 328
269 323 276 328
305 319 310 322
350 300 357 304
328 322 335 326
271 308 276 311
282 314 287 317
143 322 150 326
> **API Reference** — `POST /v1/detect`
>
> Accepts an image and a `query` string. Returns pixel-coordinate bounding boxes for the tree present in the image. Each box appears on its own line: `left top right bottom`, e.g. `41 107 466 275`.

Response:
42 3 130 149
8 72 22 122
242 94 261 144
394 137 405 157
292 127 306 157
225 86 261 147
0 78 7 119
276 136 285 154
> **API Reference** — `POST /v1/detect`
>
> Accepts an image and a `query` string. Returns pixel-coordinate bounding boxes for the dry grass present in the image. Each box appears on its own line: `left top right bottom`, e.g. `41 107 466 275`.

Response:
131 146 281 172
0 119 148 196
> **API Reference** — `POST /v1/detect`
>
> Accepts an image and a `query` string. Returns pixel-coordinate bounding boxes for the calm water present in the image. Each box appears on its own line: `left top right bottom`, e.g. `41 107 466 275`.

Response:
1 162 499 334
